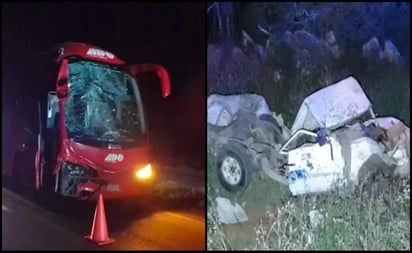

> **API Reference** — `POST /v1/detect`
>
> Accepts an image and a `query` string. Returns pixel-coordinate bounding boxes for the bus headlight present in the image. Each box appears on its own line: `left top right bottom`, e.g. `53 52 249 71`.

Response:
136 164 152 179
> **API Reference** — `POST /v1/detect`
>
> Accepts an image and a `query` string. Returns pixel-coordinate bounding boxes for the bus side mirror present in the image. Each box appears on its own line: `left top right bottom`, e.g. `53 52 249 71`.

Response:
128 64 171 98
56 59 69 100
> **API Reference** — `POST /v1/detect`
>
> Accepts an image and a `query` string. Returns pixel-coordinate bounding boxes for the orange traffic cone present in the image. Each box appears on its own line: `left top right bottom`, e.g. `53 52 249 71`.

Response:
84 193 115 246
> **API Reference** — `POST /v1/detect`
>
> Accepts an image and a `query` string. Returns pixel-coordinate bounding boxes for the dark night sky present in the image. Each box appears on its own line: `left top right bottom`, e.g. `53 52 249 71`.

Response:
2 2 206 171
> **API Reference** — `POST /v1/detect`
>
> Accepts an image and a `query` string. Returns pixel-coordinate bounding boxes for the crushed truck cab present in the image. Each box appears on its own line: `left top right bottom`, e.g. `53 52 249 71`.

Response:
208 76 409 196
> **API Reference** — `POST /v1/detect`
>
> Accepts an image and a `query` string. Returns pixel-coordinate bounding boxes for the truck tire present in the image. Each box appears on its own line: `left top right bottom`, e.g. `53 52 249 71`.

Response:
216 141 254 192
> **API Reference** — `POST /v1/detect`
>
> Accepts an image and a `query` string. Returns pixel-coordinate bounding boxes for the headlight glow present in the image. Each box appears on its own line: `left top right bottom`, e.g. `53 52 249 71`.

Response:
136 164 152 179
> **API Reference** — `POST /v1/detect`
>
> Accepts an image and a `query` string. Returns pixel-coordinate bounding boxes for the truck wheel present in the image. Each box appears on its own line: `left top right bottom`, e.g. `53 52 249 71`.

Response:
216 142 253 192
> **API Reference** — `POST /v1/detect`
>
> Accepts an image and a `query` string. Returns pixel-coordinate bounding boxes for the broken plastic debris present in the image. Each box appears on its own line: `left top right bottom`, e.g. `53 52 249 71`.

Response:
215 197 248 224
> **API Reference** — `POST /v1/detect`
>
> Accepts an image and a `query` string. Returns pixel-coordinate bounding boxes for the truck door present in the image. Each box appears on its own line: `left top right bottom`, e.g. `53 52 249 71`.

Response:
281 129 345 195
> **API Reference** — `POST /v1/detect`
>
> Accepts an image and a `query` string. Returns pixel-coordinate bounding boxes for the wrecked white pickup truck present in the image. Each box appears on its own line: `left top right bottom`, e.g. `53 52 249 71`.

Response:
208 76 410 196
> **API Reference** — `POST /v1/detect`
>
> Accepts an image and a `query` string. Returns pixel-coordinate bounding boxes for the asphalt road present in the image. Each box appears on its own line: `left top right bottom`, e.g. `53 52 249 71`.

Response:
2 168 205 250
2 188 98 250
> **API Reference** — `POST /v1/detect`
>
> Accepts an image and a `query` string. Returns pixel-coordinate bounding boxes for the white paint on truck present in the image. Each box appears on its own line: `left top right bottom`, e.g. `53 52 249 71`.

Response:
288 136 345 196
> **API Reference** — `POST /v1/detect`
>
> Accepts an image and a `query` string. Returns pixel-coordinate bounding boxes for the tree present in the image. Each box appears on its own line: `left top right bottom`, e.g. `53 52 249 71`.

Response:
208 2 235 44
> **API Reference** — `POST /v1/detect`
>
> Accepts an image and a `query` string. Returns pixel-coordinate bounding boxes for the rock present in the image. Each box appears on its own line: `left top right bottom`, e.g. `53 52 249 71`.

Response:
383 40 403 66
215 197 248 224
362 37 382 61
283 30 334 70
207 44 262 93
362 38 404 66
294 31 332 58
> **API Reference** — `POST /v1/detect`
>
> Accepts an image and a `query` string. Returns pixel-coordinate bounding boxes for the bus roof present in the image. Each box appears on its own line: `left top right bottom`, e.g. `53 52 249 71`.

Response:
56 42 125 65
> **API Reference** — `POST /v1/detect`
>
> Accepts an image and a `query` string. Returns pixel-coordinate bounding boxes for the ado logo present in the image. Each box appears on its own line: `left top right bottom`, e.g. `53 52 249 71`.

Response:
86 48 115 59
104 153 124 163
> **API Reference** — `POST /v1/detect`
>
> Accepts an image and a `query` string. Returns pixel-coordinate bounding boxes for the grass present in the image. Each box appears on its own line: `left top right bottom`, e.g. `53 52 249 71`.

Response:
207 45 410 250
151 176 205 210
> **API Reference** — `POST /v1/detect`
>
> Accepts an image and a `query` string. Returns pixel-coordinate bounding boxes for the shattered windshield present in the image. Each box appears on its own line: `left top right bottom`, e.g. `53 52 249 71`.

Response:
64 60 146 143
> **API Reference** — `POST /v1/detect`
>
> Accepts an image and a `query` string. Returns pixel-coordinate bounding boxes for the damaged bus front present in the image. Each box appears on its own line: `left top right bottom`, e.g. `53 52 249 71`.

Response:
32 42 171 200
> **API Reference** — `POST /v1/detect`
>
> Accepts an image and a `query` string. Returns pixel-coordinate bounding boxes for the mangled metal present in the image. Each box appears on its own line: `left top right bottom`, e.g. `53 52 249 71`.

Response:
208 76 410 196
366 117 410 177
207 93 272 127
290 76 375 134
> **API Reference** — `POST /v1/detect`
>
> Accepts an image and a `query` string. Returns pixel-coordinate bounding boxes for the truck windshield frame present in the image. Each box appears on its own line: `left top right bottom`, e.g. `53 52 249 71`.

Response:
63 59 147 147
